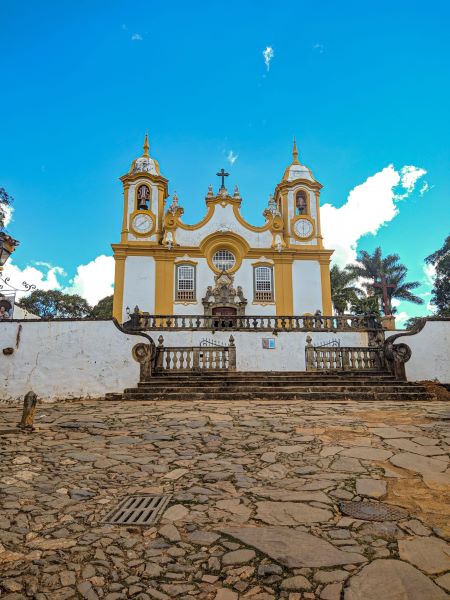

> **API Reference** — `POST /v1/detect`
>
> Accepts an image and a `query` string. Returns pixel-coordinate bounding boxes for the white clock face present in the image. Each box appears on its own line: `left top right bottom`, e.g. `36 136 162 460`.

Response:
294 218 313 238
132 213 153 234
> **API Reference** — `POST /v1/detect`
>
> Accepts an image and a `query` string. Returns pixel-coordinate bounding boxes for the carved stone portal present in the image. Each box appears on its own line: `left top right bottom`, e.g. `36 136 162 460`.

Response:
202 270 247 317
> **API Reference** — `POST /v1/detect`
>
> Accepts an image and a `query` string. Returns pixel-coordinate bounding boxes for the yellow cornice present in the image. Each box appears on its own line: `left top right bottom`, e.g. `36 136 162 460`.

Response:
111 242 333 262
274 178 323 195
120 171 169 189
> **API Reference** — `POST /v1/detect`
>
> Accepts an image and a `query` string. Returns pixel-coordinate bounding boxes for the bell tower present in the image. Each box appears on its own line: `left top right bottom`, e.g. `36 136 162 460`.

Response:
112 135 170 322
274 139 324 249
119 134 169 244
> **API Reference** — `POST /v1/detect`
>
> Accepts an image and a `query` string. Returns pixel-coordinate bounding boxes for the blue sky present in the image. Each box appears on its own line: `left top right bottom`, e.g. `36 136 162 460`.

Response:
1 0 449 320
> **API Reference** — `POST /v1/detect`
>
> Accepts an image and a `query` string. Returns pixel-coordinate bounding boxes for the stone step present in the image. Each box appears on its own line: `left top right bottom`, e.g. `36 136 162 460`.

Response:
128 384 429 395
136 378 405 389
152 370 392 378
118 390 435 402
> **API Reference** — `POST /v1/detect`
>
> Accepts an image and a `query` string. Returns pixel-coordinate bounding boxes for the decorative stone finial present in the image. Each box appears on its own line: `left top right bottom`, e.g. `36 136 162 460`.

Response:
207 184 214 198
292 136 299 164
233 185 241 199
143 133 150 157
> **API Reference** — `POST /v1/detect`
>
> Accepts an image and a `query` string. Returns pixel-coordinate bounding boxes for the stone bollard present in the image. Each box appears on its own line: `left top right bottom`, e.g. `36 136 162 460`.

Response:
18 391 38 431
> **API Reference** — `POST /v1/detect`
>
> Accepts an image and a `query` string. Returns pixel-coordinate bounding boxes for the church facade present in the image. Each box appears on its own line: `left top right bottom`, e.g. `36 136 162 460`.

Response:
112 135 333 323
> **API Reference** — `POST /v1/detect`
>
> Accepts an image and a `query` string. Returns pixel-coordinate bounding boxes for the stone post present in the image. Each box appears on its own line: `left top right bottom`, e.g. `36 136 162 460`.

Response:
228 335 236 371
18 391 38 430
305 335 315 371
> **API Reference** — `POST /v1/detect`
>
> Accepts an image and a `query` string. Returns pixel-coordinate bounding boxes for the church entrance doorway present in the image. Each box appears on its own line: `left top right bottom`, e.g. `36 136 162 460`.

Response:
212 306 237 328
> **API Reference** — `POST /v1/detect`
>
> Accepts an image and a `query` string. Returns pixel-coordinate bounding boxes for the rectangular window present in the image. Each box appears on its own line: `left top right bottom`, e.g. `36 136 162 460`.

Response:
176 265 195 301
254 266 274 302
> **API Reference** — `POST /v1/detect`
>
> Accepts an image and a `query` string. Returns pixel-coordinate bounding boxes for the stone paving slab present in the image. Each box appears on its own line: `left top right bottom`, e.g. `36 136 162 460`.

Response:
0 399 449 599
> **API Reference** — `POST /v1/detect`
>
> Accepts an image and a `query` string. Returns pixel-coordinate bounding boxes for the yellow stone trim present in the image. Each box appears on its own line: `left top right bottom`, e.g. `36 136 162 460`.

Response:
129 209 156 237
275 261 293 315
120 184 130 243
174 256 198 266
112 255 125 321
250 258 274 266
290 214 316 242
319 259 332 315
232 205 272 233
199 232 250 275
154 256 174 314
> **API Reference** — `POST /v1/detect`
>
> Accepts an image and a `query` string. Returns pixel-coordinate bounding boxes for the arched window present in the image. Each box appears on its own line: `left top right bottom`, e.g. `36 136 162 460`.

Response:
254 266 274 302
176 264 196 301
295 190 308 215
212 249 235 272
137 184 150 210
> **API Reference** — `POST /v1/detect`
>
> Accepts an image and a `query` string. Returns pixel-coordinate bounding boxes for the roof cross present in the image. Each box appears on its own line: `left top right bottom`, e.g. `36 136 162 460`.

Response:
216 168 229 189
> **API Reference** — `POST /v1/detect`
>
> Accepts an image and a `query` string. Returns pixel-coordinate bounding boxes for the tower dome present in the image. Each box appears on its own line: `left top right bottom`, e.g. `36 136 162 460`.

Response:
282 138 315 182
128 133 161 176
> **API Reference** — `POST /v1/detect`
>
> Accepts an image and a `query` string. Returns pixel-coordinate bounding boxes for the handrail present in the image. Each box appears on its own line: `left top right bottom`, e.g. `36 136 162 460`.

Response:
306 344 385 371
123 313 382 332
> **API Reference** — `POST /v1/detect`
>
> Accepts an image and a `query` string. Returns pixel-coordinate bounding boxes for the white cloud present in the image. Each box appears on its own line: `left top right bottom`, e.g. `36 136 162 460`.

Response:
419 181 433 196
131 33 143 41
1 203 13 227
2 261 65 300
263 46 274 71
2 255 115 306
313 43 324 53
423 262 436 285
321 164 427 267
64 255 114 306
227 150 238 165
395 311 411 328
399 165 426 192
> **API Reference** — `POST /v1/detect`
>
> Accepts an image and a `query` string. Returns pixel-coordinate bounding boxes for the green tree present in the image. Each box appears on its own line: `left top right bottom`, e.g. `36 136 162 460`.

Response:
347 247 423 314
350 295 381 316
330 265 361 314
91 295 113 319
0 187 13 231
425 234 450 316
18 290 92 319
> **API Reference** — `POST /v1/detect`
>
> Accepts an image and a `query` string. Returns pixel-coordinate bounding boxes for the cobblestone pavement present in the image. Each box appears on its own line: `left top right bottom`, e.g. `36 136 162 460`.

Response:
1 399 450 600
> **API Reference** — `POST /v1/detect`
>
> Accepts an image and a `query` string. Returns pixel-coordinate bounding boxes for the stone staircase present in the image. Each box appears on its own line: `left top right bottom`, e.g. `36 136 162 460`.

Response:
107 371 436 402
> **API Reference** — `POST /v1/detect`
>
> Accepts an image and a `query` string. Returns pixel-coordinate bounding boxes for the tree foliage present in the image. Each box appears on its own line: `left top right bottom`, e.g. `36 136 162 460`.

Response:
330 265 361 314
350 295 381 316
347 247 423 314
0 187 13 231
18 290 92 319
425 234 450 316
91 295 113 319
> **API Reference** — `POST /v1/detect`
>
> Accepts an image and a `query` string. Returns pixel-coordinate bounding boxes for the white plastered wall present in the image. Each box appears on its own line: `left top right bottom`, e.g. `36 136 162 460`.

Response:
0 321 369 402
174 204 272 248
0 321 140 402
122 256 155 321
292 260 323 314
403 320 450 383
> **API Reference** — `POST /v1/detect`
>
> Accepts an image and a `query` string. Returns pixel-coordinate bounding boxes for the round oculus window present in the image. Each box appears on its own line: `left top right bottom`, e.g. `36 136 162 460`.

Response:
212 249 235 271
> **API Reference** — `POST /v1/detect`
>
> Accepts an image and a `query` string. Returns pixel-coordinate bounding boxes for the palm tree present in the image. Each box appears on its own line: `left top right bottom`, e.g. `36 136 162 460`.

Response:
330 265 361 314
347 247 423 314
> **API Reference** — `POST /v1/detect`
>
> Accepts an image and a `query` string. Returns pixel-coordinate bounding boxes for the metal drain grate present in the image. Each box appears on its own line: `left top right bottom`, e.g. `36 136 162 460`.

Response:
339 500 408 521
102 494 172 525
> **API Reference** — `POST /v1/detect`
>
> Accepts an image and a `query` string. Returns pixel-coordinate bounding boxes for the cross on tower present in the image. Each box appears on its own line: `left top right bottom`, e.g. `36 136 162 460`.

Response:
373 274 396 316
216 168 229 189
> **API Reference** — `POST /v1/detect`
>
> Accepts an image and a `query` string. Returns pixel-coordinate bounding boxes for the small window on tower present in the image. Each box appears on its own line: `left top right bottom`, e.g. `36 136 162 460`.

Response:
137 185 150 210
295 190 308 215
176 265 196 302
254 266 274 302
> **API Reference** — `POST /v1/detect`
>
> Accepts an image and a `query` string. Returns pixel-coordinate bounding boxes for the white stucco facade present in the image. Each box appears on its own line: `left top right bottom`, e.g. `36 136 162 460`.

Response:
122 256 155 321
112 137 334 323
292 260 323 314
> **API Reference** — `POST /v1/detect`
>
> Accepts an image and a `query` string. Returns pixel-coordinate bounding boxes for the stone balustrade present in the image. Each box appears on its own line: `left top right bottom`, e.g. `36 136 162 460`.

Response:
153 335 236 373
125 313 382 332
306 337 385 371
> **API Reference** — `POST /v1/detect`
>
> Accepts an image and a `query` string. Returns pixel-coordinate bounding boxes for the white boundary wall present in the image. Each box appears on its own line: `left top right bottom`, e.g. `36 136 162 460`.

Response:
403 319 450 383
1 319 448 403
0 320 367 402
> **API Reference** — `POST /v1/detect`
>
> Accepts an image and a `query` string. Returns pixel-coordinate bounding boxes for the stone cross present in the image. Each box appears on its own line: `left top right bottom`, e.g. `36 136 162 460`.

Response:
373 274 396 316
216 168 229 189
